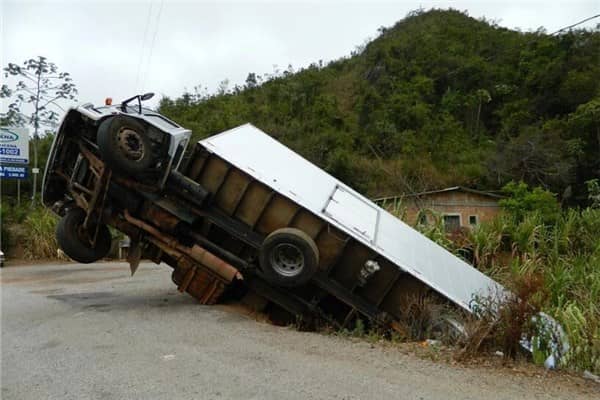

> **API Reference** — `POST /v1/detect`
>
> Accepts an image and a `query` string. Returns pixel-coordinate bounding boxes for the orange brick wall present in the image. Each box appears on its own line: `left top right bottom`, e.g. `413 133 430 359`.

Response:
401 191 501 227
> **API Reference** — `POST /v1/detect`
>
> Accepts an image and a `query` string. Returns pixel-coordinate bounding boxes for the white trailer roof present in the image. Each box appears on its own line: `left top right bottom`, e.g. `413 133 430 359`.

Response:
201 124 504 312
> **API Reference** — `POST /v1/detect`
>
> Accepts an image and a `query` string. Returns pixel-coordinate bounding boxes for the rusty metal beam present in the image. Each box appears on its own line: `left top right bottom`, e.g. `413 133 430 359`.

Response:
312 272 384 324
230 179 254 217
375 268 404 307
213 165 232 199
251 191 275 230
285 206 302 227
312 222 327 241
187 148 210 182
123 210 241 283
324 236 351 275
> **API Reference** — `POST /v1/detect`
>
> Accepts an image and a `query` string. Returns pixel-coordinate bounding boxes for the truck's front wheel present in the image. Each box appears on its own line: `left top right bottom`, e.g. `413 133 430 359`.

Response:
56 208 111 263
97 116 155 176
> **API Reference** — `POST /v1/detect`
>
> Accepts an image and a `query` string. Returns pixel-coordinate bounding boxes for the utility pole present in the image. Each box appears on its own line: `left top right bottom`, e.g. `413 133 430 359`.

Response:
31 71 41 206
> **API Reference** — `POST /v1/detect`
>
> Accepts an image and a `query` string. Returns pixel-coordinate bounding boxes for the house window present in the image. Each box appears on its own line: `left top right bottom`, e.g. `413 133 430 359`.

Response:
469 215 478 226
443 214 461 232
418 213 428 225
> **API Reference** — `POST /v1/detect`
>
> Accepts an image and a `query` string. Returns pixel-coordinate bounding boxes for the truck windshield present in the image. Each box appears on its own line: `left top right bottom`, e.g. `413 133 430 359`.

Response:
143 114 180 129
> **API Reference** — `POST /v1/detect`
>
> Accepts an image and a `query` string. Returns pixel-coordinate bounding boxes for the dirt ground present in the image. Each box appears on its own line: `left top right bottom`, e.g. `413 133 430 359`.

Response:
1 261 598 400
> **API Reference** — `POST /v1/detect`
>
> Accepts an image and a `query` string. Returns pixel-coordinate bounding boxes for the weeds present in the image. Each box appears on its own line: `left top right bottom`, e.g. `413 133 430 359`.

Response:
21 207 59 259
465 210 599 373
397 294 441 341
387 196 600 373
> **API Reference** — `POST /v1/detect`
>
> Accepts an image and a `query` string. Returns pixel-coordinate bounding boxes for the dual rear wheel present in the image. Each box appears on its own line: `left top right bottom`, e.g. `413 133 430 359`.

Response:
259 228 319 287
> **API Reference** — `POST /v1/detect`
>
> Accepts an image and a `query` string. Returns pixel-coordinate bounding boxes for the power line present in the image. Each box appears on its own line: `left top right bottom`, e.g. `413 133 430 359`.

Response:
134 0 154 94
141 0 164 92
551 14 600 35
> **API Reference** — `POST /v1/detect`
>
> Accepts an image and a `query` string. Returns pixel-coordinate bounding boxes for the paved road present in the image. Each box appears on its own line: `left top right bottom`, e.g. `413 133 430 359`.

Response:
1 262 596 400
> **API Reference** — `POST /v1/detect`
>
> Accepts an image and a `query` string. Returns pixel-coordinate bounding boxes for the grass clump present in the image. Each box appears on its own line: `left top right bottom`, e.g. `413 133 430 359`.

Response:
21 207 59 259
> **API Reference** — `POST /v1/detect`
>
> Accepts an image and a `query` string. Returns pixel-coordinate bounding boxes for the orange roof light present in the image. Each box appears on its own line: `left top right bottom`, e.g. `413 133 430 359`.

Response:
105 97 113 106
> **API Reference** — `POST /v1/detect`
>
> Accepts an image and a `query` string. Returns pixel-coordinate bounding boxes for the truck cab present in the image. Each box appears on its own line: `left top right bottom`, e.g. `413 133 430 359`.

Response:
43 93 190 212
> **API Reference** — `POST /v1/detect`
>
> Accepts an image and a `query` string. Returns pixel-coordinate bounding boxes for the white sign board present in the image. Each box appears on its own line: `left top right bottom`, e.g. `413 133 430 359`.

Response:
0 127 29 164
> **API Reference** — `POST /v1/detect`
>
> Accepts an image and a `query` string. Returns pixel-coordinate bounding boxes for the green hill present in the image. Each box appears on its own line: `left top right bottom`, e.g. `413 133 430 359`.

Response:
159 9 600 204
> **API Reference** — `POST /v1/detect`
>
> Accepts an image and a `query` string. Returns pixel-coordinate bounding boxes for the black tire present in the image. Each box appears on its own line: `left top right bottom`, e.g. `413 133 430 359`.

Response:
259 228 319 287
56 208 111 263
97 116 155 175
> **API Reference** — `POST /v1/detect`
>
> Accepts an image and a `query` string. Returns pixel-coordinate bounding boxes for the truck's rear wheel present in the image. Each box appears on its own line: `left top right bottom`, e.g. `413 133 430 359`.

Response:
97 116 155 175
56 208 111 263
259 228 319 287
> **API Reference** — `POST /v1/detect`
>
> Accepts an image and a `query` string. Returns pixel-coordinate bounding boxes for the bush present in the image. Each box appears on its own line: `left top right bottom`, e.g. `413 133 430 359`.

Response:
499 181 560 224
459 271 547 360
587 179 600 208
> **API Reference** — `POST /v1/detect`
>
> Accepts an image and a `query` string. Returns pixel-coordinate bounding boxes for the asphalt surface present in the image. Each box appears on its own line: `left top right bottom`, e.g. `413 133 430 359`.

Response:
1 262 597 400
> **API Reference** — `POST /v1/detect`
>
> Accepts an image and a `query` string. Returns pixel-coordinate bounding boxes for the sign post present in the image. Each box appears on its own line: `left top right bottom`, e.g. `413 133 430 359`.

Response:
0 127 30 205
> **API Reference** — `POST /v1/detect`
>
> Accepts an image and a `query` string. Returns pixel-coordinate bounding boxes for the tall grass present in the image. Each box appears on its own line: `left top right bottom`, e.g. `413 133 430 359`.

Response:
388 203 600 373
467 209 600 373
21 207 59 259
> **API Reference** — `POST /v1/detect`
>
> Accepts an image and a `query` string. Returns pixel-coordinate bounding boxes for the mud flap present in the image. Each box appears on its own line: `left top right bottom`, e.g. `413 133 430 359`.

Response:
127 240 142 276
172 265 227 305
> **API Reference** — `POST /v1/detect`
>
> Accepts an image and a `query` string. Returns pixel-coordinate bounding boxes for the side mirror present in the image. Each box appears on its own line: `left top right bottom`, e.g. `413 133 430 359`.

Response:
140 92 155 101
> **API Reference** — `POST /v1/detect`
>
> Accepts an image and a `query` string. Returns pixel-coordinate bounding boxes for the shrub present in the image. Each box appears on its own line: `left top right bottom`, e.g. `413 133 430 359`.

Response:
499 181 560 224
587 179 600 208
459 271 547 360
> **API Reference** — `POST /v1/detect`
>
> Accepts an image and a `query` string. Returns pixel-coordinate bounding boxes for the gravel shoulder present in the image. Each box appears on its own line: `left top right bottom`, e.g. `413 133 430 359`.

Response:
1 262 598 400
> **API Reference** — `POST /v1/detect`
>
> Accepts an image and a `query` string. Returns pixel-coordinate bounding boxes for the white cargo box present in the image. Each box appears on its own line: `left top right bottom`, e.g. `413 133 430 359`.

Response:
201 124 505 312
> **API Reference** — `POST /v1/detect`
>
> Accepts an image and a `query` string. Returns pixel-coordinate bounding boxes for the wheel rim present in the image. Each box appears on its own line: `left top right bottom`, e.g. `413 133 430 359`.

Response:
75 225 95 248
270 243 305 277
116 127 145 161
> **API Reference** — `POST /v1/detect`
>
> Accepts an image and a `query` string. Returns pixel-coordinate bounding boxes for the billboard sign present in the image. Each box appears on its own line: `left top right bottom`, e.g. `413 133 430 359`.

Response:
0 127 29 164
0 165 28 179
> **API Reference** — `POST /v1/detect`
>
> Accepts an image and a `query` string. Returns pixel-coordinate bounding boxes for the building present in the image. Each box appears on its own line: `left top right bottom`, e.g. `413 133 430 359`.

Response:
376 186 503 231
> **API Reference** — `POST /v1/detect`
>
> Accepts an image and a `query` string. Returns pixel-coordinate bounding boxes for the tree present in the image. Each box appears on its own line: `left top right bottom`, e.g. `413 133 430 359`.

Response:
245 73 258 89
473 88 491 140
1 56 77 204
156 10 600 203
586 179 600 208
499 181 560 224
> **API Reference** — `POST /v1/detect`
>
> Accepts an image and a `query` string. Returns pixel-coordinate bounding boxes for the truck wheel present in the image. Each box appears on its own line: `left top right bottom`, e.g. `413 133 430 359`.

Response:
259 228 319 287
97 116 155 175
56 208 111 263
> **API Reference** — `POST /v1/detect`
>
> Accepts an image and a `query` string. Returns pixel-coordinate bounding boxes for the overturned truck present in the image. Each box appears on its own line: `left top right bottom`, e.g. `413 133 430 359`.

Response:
43 93 504 329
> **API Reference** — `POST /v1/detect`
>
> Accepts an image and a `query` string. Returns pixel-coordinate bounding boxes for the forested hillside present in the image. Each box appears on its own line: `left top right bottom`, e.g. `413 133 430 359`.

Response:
161 9 599 203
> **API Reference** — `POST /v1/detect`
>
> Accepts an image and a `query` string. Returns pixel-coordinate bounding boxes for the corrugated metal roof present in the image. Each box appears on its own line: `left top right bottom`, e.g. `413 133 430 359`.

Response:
375 186 504 203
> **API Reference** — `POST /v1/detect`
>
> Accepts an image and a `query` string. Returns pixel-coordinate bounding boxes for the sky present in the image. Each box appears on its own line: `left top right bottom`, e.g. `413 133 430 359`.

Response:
1 0 599 115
